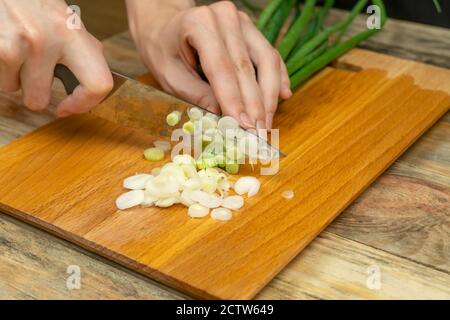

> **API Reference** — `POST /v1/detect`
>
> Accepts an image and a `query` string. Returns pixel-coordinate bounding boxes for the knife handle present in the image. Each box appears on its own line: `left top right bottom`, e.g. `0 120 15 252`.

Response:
54 64 80 95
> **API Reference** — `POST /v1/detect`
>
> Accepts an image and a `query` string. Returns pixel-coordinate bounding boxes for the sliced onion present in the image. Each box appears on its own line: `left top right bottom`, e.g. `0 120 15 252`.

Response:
204 112 220 121
181 164 198 179
156 197 179 207
123 174 152 190
234 176 261 197
146 174 180 198
173 154 195 166
211 208 232 221
190 190 222 208
151 167 161 176
222 195 244 210
187 107 203 121
142 192 158 207
201 116 218 132
282 190 295 200
184 178 202 190
166 111 182 126
201 176 218 194
218 116 239 136
144 147 165 161
180 189 195 207
116 190 145 210
188 204 210 218
153 140 172 152
160 163 187 185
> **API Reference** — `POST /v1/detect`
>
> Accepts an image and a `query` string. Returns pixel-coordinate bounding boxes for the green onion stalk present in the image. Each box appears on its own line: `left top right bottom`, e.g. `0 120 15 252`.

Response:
290 0 387 88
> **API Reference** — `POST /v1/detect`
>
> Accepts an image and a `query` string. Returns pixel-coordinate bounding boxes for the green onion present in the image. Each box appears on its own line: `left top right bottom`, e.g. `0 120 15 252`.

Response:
286 0 369 74
256 0 285 30
182 121 195 135
288 40 329 76
433 0 442 13
166 111 181 126
316 0 335 31
263 0 296 44
144 147 165 161
290 0 387 89
225 163 240 175
278 0 317 60
239 0 263 14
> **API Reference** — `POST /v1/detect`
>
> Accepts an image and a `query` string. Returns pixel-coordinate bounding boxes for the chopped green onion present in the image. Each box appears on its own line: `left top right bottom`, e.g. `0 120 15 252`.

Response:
144 147 165 161
225 163 240 175
166 111 182 126
182 121 195 134
196 157 217 170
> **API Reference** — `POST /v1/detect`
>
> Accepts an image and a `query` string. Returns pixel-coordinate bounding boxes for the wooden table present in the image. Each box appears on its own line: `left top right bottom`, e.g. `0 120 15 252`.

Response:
0 10 449 299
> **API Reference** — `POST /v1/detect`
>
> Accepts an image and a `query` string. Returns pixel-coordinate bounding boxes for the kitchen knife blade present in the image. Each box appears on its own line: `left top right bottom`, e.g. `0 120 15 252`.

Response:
54 64 284 157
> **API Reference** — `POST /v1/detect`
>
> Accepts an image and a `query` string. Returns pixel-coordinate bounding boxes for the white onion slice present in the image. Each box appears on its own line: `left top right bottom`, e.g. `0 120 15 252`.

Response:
187 107 204 121
153 140 172 152
191 190 222 208
218 116 239 136
201 116 218 132
184 178 202 190
200 176 218 194
151 167 161 176
146 174 180 198
234 176 261 197
116 190 145 210
156 197 179 207
188 204 210 218
142 193 158 207
282 190 295 200
123 174 152 190
222 195 244 210
173 154 195 166
180 189 195 207
211 208 232 221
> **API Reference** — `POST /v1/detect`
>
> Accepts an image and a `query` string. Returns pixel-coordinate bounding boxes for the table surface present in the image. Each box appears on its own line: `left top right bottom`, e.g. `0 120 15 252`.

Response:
0 9 449 299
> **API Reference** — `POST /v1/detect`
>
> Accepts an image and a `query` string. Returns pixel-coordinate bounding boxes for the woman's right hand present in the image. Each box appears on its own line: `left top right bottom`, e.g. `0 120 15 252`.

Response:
0 0 113 117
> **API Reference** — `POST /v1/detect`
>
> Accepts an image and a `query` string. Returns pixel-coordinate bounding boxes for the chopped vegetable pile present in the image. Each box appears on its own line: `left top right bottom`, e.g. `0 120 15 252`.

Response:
116 106 272 221
116 154 261 221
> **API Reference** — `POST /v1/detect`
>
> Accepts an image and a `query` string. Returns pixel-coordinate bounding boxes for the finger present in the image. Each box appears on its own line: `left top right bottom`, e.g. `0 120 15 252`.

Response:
240 12 282 130
210 2 265 129
160 58 220 114
0 41 25 92
183 7 252 128
279 56 292 100
20 52 58 111
56 36 113 117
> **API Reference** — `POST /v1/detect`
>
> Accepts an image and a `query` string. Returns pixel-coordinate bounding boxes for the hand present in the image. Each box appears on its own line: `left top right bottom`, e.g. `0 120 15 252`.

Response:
0 0 113 117
126 0 292 130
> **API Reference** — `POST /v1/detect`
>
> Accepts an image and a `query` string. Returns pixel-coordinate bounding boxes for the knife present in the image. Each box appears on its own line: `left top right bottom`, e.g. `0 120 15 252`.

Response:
54 64 283 158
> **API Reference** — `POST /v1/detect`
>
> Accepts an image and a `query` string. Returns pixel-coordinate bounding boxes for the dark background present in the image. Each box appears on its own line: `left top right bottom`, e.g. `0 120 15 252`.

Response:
335 0 450 28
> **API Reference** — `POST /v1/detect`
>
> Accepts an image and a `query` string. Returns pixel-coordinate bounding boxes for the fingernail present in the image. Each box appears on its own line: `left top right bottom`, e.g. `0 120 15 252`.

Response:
240 112 255 128
256 120 266 130
284 86 293 98
266 112 274 130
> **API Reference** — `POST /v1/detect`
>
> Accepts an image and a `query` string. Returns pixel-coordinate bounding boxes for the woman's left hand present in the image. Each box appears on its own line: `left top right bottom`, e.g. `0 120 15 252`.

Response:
126 0 291 130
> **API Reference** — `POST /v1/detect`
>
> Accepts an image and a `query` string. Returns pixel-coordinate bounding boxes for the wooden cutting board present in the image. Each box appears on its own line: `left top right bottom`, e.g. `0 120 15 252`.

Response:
0 49 449 299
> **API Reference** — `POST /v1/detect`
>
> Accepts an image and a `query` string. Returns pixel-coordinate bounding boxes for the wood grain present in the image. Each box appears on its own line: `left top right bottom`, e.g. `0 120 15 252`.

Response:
0 49 449 299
